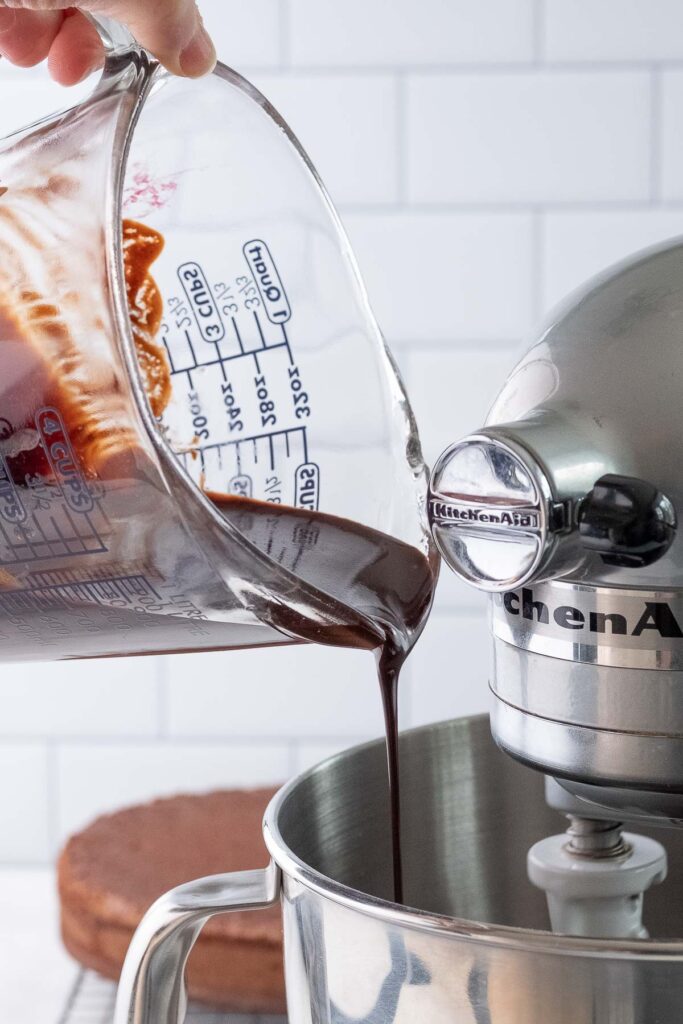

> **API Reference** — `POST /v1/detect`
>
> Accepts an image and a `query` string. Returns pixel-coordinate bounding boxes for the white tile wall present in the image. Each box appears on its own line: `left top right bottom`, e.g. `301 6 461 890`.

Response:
3 0 683 865
407 72 651 205
292 736 376 775
0 77 92 136
201 0 283 69
344 212 534 342
288 0 535 67
56 741 290 845
406 347 520 466
660 71 683 200
253 73 399 204
402 612 492 728
0 745 51 863
542 209 683 312
166 644 384 738
0 658 159 737
543 0 683 62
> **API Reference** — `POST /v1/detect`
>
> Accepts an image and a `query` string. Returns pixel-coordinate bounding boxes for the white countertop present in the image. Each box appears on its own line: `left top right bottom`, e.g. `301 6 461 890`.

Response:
0 868 78 1024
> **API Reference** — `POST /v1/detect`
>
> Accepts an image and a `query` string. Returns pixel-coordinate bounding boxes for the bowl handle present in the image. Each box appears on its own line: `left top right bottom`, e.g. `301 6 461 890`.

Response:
114 861 281 1024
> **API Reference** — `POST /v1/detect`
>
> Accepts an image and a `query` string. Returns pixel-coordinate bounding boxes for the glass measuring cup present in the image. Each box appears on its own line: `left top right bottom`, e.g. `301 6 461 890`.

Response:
0 18 435 662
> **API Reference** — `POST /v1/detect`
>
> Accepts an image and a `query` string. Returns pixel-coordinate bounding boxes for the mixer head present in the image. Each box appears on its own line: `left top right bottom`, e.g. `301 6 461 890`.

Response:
429 235 683 822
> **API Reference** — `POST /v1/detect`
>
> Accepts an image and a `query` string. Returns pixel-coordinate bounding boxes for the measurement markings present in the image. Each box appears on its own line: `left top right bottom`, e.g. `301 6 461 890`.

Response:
62 507 96 555
90 579 112 600
268 435 275 470
17 523 39 559
195 426 307 455
0 573 163 611
212 342 227 382
49 515 72 556
0 507 108 564
26 514 56 558
184 328 200 368
252 351 261 373
62 508 87 554
232 317 245 354
120 574 162 599
167 343 289 377
253 310 267 348
0 518 17 561
281 323 294 364
83 512 106 552
162 335 177 373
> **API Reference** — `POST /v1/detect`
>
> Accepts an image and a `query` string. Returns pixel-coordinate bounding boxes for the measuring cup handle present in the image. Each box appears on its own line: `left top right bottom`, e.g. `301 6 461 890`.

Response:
85 14 142 58
114 862 281 1024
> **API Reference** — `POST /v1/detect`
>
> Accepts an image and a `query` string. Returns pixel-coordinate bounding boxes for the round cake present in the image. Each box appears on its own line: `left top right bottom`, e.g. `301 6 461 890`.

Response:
57 788 285 1013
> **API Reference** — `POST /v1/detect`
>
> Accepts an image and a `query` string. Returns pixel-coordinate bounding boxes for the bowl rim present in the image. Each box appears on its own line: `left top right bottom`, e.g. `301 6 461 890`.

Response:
263 715 683 960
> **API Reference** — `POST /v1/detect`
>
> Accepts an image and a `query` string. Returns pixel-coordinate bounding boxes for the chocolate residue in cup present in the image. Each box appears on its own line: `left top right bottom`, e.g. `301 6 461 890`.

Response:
122 218 171 418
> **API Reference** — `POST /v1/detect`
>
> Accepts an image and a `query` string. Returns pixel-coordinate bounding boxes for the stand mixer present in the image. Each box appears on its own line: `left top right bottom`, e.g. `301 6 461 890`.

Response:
429 236 683 939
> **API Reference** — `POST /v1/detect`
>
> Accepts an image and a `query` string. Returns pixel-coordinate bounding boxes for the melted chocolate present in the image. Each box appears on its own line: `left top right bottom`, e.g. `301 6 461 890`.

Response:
210 494 436 903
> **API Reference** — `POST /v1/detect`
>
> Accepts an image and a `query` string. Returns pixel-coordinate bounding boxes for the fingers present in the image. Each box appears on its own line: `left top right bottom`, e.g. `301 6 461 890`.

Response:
0 0 216 81
0 7 65 67
104 0 216 77
47 10 103 85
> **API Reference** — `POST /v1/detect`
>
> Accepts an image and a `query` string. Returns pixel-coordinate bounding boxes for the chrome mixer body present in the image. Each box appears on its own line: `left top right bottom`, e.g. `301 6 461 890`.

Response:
429 235 683 820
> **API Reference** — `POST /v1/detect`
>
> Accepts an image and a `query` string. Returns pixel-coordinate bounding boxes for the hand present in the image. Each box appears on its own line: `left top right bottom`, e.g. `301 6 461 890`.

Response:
0 1 216 84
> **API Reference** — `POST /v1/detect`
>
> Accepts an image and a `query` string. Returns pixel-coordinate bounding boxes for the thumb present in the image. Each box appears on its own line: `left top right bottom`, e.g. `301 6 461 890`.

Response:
103 0 216 77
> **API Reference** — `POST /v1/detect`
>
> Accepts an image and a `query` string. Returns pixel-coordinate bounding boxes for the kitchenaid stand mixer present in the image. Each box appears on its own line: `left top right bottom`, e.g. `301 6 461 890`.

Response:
429 235 683 939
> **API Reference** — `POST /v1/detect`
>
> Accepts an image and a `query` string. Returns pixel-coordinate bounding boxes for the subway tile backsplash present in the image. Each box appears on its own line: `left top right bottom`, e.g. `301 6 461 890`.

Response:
406 71 651 205
2 0 683 862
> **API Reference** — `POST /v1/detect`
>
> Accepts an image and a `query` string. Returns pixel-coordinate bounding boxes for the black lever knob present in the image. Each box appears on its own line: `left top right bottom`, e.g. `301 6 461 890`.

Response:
578 474 676 568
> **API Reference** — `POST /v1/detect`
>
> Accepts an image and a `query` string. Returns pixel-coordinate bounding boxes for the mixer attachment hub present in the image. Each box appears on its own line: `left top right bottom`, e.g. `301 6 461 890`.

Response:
528 817 667 939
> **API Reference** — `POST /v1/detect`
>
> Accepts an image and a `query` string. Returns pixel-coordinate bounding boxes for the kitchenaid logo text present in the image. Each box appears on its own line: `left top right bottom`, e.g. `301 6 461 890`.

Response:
430 499 539 530
504 588 683 639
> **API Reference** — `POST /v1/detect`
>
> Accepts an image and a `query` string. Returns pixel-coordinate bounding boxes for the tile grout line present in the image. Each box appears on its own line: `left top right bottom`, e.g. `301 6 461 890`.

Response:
45 740 60 860
287 739 299 777
218 60 683 75
338 200 683 214
650 65 662 203
156 656 170 739
279 0 291 71
0 733 387 744
395 71 408 206
4 58 683 82
531 207 545 325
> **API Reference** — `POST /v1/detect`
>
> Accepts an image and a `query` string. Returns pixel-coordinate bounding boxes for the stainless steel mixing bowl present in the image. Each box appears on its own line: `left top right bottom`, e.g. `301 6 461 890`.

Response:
116 716 683 1024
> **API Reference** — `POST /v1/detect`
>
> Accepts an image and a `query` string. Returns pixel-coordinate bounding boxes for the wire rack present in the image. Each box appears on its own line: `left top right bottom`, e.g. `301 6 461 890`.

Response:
58 970 287 1024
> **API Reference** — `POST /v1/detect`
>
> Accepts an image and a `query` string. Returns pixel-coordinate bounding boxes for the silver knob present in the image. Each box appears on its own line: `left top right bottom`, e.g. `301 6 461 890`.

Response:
428 431 567 592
